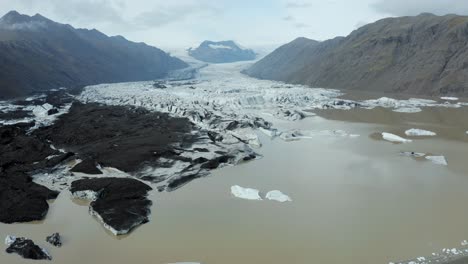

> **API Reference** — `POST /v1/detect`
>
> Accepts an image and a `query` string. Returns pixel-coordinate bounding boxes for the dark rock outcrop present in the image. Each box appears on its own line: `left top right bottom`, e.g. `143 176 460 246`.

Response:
246 13 468 96
70 177 152 235
189 40 256 63
0 11 188 100
45 233 62 247
70 159 102 175
5 236 51 260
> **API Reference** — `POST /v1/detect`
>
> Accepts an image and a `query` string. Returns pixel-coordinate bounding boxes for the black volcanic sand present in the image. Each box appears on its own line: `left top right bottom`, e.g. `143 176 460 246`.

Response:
0 122 70 223
70 177 152 235
34 102 199 173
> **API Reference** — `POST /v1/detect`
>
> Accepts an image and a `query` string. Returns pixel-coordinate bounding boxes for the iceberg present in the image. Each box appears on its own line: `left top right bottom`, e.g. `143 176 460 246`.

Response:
405 128 437 136
266 190 292 202
425 156 448 166
231 185 262 200
381 132 412 143
441 97 458 101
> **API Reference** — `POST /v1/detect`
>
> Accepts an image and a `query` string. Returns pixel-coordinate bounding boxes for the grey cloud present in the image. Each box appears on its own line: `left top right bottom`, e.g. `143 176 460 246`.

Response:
283 15 294 21
134 3 220 29
372 0 468 16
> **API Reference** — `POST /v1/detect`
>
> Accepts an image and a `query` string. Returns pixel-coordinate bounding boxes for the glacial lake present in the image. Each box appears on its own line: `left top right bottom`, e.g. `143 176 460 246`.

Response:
2 105 468 264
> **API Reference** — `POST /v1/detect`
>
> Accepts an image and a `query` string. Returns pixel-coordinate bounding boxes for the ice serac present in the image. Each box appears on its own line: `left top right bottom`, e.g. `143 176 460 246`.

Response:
189 40 256 63
70 177 152 235
246 14 468 96
0 11 188 100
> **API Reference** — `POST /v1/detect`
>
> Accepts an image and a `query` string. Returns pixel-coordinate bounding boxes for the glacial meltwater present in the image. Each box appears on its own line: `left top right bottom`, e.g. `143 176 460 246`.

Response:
2 105 468 264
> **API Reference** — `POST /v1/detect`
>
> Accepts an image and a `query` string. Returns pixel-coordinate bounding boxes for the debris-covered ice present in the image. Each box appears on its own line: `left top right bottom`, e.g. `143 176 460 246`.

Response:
231 185 262 200
382 132 412 143
425 156 448 166
405 128 437 136
265 190 292 202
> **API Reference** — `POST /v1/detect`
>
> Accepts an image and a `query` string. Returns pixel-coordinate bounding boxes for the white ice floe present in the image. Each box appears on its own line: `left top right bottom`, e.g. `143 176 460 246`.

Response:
265 190 292 202
405 128 437 137
5 235 16 246
441 97 459 101
461 240 468 246
425 156 448 166
392 107 422 113
381 132 412 143
231 185 262 200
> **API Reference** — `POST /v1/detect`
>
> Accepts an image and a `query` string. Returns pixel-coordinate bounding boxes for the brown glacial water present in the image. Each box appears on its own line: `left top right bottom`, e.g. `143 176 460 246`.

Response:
2 106 468 264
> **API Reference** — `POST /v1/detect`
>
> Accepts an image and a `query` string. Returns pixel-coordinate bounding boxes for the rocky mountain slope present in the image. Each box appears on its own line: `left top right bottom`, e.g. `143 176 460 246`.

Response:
188 40 256 63
0 11 188 99
246 13 468 96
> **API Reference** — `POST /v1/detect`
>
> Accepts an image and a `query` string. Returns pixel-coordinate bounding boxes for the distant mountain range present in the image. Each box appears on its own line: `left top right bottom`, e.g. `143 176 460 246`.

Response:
189 40 256 63
0 11 188 99
246 13 468 96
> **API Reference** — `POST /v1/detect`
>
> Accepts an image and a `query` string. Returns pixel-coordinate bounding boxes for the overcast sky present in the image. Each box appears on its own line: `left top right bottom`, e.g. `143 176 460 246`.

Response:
1 0 468 50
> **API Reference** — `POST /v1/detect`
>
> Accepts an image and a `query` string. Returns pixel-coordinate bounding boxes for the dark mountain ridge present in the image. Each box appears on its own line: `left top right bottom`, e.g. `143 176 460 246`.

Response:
0 11 188 99
246 13 468 96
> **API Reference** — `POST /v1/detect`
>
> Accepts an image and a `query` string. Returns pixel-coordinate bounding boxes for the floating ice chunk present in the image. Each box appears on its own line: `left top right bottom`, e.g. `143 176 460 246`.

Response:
425 156 448 166
5 235 16 246
461 240 468 246
441 97 459 101
381 132 412 143
259 127 278 138
416 257 426 261
266 190 292 202
231 185 262 200
405 128 437 136
393 107 422 113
